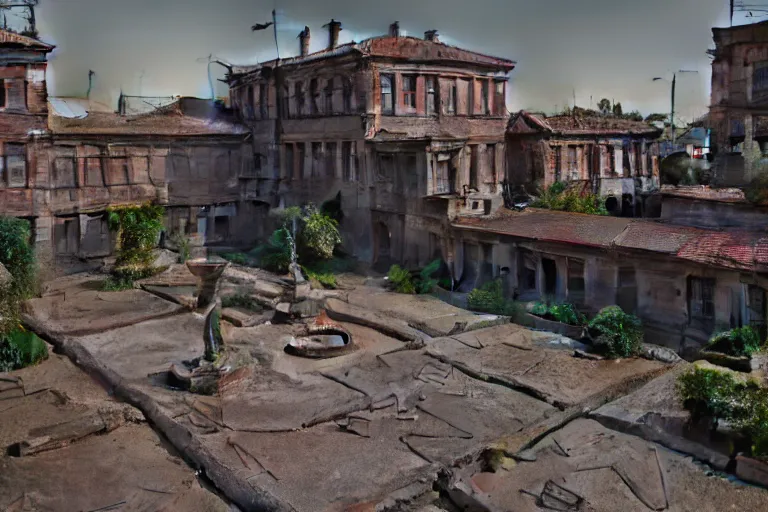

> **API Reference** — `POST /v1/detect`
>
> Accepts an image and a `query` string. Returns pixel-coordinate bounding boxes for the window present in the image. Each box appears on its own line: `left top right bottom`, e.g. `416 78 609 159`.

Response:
402 75 416 110
434 159 451 194
634 143 642 175
748 285 767 339
5 143 26 188
519 250 537 292
342 141 353 181
567 258 585 304
259 83 268 119
469 145 478 189
380 74 393 115
343 78 353 113
0 79 5 108
53 156 77 188
325 77 334 114
493 80 505 116
295 82 304 116
285 143 294 179
246 85 254 119
426 76 437 115
85 157 103 186
466 79 474 115
281 84 290 118
567 146 578 178
311 142 322 177
617 266 638 314
554 146 562 182
486 144 497 183
325 142 337 178
310 78 319 115
377 154 394 183
754 64 768 94
688 277 716 331
481 80 489 115
446 80 456 115
297 143 306 179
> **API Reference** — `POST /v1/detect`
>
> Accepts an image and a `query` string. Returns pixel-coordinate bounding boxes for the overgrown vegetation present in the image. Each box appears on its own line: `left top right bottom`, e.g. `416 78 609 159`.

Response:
169 232 191 263
0 217 46 371
678 366 768 457
386 259 441 295
588 305 644 358
467 279 518 316
531 182 608 215
105 203 165 290
530 301 586 326
706 326 765 357
221 252 249 266
221 294 263 312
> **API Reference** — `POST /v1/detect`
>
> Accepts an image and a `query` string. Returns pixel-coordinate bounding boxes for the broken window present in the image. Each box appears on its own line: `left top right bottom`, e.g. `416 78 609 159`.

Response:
688 276 716 331
567 146 578 178
553 146 562 182
567 258 585 304
5 143 26 188
446 80 456 115
325 142 337 178
402 75 416 110
519 250 537 293
426 76 437 115
493 80 505 116
342 141 353 181
310 78 319 115
311 142 322 177
325 77 334 114
343 78 353 113
295 82 304 116
754 63 768 94
468 145 479 190
481 80 490 115
748 285 767 339
259 83 268 118
380 74 393 115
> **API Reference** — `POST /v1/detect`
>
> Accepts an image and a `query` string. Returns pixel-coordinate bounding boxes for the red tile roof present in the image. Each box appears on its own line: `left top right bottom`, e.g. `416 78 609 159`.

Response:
508 111 661 137
677 231 768 272
613 222 705 254
452 208 632 248
50 99 247 137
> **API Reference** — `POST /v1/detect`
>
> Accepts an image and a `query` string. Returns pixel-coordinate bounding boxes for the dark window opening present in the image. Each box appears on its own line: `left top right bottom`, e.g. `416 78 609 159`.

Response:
0 79 6 108
342 141 352 181
325 77 334 114
295 82 304 116
281 84 290 118
688 276 716 331
465 78 473 114
402 75 416 110
481 80 489 115
377 154 394 183
542 258 557 298
426 76 437 115
446 80 456 115
343 78 353 113
519 250 537 292
297 143 306 178
380 74 393 115
754 64 768 94
5 143 27 188
487 144 497 184
310 78 319 115
259 83 268 119
285 144 294 180
246 85 254 119
748 285 767 339
567 258 585 304
554 146 562 182
311 142 322 177
493 80 505 116
325 142 337 178
469 145 479 190
617 267 638 314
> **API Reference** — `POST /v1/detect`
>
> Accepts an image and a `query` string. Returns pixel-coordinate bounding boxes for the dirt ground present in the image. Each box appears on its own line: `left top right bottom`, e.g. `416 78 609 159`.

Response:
9 265 768 511
0 349 233 512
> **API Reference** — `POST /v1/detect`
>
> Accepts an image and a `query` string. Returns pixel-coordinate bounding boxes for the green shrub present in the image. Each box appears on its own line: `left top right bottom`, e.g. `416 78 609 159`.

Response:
102 265 164 292
531 183 608 215
530 301 586 326
707 326 764 357
251 227 293 273
102 276 135 292
387 265 415 294
297 205 342 262
588 305 644 358
416 259 441 294
467 279 516 316
0 327 47 371
107 203 165 267
222 252 249 266
222 294 263 312
304 268 338 289
0 217 37 333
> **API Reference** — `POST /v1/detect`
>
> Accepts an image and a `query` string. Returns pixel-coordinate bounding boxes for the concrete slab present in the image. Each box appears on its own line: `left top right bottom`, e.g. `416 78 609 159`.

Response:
24 280 183 336
427 334 668 408
449 419 768 512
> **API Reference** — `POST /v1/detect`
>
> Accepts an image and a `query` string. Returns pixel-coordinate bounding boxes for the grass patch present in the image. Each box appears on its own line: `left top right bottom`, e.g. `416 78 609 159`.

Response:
466 279 523 317
706 326 765 357
0 327 47 372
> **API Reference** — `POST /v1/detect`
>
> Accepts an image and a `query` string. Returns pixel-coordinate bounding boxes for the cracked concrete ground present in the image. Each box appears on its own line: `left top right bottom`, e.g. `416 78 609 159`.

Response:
12 268 768 511
0 349 233 512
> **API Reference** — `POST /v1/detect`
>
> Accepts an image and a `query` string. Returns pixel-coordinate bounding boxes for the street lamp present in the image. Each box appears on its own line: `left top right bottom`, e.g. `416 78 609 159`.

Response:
653 70 698 146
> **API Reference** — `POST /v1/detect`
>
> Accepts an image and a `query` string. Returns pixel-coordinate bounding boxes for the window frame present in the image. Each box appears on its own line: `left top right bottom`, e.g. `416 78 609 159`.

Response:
324 77 334 114
309 78 319 115
402 74 417 111
426 76 437 115
688 276 716 331
4 143 27 188
380 74 394 115
295 82 304 116
446 80 457 115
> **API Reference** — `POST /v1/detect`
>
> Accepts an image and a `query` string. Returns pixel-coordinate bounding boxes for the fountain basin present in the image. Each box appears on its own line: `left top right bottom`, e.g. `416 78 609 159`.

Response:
186 258 229 279
283 310 356 359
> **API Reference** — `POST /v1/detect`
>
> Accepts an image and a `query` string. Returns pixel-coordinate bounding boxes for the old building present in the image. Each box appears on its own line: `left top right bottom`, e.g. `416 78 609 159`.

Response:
506 110 662 217
710 19 768 186
227 21 514 268
451 207 768 354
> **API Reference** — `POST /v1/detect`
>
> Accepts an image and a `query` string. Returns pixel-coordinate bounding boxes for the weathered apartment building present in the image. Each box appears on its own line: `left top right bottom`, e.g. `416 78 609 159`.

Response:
506 110 663 217
710 18 768 186
0 27 254 275
227 21 514 267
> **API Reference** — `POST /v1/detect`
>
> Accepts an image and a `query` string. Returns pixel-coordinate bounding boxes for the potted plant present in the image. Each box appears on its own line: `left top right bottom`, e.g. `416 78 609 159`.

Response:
526 301 587 339
700 326 767 373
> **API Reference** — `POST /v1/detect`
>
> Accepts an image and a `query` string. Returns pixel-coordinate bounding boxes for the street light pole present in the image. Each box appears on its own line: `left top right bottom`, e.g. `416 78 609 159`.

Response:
653 70 697 148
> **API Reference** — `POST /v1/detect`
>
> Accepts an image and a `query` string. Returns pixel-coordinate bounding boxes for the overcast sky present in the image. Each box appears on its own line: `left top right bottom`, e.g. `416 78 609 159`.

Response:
31 0 749 120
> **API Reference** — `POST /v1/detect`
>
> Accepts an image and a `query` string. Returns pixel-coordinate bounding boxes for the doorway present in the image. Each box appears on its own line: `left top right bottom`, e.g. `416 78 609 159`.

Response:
542 258 557 298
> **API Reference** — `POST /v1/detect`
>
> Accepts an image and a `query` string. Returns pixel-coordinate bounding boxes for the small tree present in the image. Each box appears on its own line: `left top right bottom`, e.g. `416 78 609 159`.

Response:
104 202 166 289
597 98 611 115
612 102 623 117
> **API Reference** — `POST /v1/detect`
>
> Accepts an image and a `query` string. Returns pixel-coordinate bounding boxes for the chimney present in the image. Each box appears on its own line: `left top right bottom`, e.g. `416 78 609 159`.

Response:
299 26 310 57
389 21 400 38
424 30 439 42
327 19 342 49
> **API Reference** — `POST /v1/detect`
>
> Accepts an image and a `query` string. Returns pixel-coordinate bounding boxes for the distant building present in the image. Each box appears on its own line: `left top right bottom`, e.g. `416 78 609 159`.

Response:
506 110 662 217
226 21 515 268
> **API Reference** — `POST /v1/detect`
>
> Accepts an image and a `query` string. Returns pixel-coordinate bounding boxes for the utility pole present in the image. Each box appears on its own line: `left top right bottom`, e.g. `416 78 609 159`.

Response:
671 73 676 146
